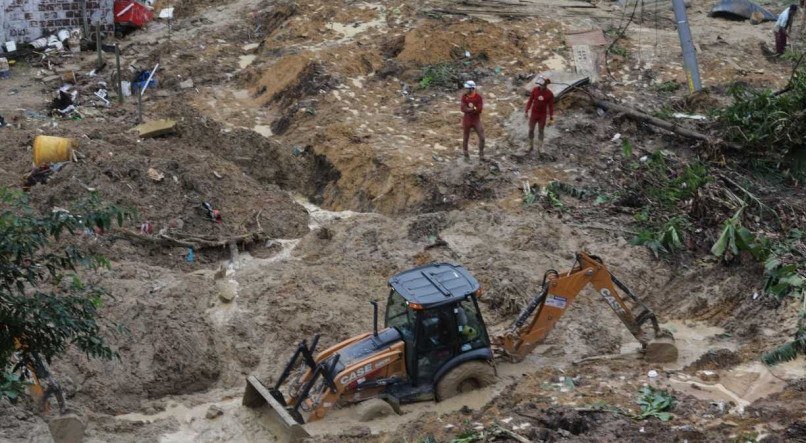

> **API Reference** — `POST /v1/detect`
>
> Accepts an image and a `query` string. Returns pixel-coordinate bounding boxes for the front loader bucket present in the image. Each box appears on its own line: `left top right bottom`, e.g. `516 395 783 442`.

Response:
243 376 310 443
644 332 679 363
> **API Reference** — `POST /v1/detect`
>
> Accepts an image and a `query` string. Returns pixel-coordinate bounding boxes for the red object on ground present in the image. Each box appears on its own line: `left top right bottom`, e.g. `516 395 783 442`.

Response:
114 0 154 28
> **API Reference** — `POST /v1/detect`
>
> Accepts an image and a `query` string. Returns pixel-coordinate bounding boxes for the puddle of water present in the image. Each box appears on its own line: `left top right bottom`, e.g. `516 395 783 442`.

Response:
665 357 805 414
620 320 736 370
239 54 256 69
292 195 362 230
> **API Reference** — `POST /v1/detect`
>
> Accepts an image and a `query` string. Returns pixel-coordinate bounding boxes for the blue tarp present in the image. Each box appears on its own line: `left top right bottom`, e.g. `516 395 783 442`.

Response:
709 0 777 21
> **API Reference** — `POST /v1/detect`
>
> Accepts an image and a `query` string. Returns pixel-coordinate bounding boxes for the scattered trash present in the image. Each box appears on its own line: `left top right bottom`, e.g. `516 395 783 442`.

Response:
133 119 177 138
22 162 68 188
291 146 303 156
648 370 659 378
212 171 223 179
202 202 223 224
4 41 16 52
186 248 195 263
52 85 78 114
639 155 649 162
159 7 175 19
0 57 10 79
464 50 471 58
32 135 75 166
139 221 154 235
672 112 707 121
114 0 155 36
132 69 158 93
0 114 5 127
147 167 165 182
708 0 776 21
94 82 110 107
611 133 621 142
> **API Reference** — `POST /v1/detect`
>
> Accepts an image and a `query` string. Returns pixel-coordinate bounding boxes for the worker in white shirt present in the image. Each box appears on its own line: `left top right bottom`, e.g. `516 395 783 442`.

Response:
775 4 799 54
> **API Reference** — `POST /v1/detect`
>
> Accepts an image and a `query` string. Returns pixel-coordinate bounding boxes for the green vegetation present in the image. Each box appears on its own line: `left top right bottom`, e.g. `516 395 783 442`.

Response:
711 207 768 261
717 65 805 179
419 63 460 89
0 189 130 401
653 81 681 94
632 216 688 258
636 386 675 421
608 44 629 58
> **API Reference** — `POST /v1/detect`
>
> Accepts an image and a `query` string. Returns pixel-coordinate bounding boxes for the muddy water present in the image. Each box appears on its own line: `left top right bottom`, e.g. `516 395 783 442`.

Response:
664 358 805 414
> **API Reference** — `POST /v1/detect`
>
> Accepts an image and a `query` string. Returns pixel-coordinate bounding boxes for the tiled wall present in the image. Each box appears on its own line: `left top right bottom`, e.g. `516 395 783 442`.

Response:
2 0 113 43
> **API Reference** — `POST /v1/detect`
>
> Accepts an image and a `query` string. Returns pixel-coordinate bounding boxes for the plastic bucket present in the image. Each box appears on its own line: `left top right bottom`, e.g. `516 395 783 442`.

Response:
33 136 75 166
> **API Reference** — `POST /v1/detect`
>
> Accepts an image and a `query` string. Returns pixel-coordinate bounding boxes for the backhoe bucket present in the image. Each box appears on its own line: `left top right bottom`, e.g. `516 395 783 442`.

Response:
243 376 310 443
644 333 678 363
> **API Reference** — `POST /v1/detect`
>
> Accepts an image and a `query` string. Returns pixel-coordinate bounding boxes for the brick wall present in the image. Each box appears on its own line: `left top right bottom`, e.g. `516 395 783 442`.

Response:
1 0 113 43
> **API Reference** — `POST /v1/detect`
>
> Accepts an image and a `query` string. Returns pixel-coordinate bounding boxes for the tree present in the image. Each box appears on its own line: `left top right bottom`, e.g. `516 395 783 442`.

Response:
1 188 129 402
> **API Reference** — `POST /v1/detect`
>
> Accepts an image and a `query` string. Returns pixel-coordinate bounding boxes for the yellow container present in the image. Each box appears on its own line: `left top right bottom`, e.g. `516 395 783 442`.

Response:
33 136 75 166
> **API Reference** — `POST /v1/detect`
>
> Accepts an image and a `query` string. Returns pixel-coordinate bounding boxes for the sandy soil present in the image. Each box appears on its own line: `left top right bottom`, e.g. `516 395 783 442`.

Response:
1 0 804 441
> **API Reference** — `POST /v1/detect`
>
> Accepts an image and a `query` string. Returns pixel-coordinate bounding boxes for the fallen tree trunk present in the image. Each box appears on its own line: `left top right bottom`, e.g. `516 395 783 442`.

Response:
594 99 718 145
113 229 267 250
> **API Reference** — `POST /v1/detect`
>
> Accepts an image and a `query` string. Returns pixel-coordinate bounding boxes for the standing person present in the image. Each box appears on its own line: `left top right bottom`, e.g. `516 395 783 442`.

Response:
460 80 485 160
774 4 799 55
524 76 554 156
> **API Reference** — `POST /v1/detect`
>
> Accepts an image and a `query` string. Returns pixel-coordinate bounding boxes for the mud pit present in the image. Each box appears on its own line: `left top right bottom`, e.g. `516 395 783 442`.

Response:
2 0 805 441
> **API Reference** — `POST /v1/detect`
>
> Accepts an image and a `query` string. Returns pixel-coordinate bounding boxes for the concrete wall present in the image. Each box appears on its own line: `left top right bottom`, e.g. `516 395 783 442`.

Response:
1 0 113 43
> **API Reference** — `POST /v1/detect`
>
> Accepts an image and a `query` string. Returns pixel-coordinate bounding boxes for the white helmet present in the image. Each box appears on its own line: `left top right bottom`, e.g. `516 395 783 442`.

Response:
535 76 546 86
463 80 477 89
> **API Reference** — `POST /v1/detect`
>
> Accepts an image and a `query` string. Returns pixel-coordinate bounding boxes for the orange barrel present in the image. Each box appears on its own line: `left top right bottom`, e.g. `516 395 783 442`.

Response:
33 136 75 166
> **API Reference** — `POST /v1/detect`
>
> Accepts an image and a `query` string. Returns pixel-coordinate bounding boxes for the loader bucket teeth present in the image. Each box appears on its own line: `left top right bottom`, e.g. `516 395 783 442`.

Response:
243 376 310 443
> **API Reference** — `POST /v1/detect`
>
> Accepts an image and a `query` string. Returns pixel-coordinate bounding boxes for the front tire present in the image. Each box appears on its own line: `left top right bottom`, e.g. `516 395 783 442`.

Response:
435 361 496 401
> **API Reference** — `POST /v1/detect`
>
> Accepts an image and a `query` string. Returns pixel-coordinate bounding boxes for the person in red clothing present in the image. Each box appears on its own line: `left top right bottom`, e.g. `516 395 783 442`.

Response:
460 80 485 160
524 76 555 155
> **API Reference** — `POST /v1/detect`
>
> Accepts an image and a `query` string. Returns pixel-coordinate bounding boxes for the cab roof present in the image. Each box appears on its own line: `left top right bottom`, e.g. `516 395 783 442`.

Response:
388 263 480 308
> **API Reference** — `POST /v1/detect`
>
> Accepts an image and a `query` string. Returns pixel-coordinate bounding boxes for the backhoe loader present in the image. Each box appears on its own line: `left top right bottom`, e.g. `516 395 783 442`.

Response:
243 252 677 441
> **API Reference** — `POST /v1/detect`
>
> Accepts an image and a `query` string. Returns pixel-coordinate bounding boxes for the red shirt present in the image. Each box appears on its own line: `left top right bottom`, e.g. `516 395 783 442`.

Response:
525 87 554 119
461 92 483 123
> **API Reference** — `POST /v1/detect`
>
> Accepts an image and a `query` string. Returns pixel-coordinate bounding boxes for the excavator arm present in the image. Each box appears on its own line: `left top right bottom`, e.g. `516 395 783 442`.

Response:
495 252 677 363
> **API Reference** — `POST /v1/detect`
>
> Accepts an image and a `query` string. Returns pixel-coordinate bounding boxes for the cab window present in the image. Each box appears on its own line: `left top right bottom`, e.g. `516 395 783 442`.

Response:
455 297 489 352
385 290 415 340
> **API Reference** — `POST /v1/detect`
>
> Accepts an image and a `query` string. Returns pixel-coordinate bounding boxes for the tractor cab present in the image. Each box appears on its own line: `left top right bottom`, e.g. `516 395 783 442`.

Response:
384 263 492 392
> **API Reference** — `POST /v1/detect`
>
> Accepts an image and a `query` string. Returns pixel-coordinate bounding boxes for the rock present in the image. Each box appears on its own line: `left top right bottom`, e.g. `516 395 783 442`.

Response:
341 426 371 438
48 414 86 443
179 79 194 89
698 370 720 383
205 405 223 419
216 279 237 302
168 218 184 230
147 167 165 182
242 43 260 52
133 119 177 138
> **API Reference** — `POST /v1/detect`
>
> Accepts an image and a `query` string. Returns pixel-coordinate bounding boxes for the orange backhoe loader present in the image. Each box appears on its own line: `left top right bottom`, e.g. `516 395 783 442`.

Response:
243 252 677 441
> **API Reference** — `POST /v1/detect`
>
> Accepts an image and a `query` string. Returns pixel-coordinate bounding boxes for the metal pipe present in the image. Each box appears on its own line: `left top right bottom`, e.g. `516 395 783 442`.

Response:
672 0 702 92
115 45 123 104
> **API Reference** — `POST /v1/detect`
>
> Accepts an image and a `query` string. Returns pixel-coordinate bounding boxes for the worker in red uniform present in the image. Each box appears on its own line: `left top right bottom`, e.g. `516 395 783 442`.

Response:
524 76 555 156
460 80 485 160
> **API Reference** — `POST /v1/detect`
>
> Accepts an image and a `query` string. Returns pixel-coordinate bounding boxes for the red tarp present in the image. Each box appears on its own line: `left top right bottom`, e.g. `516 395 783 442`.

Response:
114 0 154 28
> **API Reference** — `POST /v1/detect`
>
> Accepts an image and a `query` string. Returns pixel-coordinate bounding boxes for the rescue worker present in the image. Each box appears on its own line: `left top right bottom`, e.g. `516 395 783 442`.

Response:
774 4 799 55
460 80 485 160
524 76 555 156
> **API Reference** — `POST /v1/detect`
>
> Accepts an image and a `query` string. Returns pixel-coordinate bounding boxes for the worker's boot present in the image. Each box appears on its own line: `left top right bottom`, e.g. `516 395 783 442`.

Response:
463 149 470 161
527 138 534 154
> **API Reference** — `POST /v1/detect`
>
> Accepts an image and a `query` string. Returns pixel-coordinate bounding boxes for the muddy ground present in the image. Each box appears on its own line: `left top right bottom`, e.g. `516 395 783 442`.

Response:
1 0 804 441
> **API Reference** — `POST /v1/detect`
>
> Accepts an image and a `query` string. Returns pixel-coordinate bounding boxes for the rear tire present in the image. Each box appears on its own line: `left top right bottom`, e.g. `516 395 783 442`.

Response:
356 398 395 422
436 361 496 401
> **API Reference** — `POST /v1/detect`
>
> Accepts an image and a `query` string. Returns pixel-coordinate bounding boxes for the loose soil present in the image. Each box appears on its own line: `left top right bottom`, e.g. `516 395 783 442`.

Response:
1 0 804 442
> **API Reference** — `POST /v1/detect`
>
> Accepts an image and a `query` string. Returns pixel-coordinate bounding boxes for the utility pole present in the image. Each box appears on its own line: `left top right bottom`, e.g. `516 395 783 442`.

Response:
672 0 702 93
115 45 123 104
